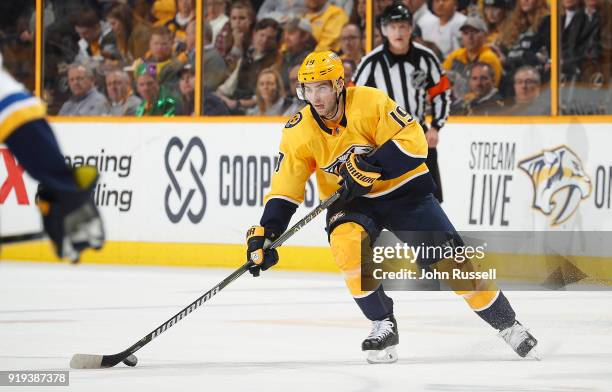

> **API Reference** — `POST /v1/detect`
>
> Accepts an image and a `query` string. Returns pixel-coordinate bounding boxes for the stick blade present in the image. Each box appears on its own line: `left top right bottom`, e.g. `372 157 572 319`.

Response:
70 354 104 369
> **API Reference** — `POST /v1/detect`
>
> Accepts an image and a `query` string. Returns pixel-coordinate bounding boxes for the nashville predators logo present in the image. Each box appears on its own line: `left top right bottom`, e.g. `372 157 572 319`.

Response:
322 145 374 175
518 145 591 225
285 112 303 128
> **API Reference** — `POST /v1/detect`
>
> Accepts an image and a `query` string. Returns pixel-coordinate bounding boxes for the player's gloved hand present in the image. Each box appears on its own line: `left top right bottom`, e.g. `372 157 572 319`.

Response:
36 166 105 262
338 153 382 204
246 226 278 277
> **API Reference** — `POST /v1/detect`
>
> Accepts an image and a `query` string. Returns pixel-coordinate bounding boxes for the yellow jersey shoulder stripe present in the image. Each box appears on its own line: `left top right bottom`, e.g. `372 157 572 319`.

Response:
0 95 47 141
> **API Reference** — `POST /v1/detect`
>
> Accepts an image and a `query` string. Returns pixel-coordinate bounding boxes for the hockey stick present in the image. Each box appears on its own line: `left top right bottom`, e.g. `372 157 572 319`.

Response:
0 231 45 244
70 191 341 369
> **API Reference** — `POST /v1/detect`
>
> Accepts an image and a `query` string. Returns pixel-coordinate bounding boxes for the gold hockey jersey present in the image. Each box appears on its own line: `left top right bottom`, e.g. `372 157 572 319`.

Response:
266 86 432 205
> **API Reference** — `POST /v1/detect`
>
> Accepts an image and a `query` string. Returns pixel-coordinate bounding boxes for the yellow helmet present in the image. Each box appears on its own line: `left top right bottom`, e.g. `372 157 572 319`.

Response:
297 51 344 100
298 51 344 83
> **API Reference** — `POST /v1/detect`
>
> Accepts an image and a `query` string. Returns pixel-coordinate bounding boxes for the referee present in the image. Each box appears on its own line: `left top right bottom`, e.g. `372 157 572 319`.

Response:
353 2 451 202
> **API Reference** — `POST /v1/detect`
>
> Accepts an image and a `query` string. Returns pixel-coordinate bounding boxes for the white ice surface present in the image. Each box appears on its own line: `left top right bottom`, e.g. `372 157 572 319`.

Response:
0 261 611 392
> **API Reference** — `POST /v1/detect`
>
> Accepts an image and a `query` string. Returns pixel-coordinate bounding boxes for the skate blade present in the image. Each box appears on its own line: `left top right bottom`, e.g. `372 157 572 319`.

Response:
366 346 398 364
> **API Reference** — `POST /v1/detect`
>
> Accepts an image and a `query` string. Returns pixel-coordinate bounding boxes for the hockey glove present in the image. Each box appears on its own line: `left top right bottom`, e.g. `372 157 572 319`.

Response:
246 226 278 277
36 166 105 262
338 153 382 204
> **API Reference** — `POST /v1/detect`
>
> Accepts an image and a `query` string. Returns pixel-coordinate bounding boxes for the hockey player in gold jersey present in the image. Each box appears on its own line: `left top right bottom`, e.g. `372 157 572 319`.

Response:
245 51 538 363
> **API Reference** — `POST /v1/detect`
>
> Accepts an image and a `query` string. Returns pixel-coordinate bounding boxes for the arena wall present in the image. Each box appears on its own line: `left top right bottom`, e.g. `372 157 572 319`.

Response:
1 119 611 279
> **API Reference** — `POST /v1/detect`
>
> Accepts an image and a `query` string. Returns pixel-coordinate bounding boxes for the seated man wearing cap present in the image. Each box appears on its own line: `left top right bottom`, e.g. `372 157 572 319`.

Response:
443 16 503 101
134 63 178 117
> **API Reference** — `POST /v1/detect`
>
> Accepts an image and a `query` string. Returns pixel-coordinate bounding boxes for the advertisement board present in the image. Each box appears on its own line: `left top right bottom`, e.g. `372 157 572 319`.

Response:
1 120 611 266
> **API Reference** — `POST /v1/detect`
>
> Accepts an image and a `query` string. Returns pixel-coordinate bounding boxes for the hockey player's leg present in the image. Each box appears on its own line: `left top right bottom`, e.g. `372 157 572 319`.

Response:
354 288 398 364
435 258 539 359
466 289 539 359
330 222 398 364
386 195 538 359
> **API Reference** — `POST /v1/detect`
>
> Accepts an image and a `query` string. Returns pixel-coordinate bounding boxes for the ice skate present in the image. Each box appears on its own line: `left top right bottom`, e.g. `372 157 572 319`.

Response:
362 315 399 364
499 320 539 359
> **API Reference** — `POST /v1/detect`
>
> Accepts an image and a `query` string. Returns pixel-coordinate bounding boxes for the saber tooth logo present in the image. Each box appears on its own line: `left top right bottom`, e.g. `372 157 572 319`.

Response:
519 145 591 225
322 145 374 175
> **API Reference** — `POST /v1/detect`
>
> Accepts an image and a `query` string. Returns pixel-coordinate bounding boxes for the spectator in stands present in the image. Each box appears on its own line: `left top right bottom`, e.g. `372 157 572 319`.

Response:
498 0 550 84
339 23 364 64
419 0 467 57
59 63 109 116
279 18 316 95
350 0 366 30
560 0 589 81
443 16 503 99
247 68 293 115
176 20 196 64
134 63 178 116
374 0 395 17
303 0 349 51
105 69 142 116
205 0 228 42
130 0 153 59
104 5 132 64
257 0 305 23
451 62 504 114
132 26 184 92
42 5 81 114
283 63 307 115
177 62 195 115
482 0 513 45
343 59 357 84
215 0 256 71
203 21 228 92
216 18 281 114
332 0 355 16
580 0 611 86
152 0 176 26
373 23 384 47
203 92 231 115
405 0 437 26
106 3 151 65
74 8 120 68
503 65 550 115
165 0 195 51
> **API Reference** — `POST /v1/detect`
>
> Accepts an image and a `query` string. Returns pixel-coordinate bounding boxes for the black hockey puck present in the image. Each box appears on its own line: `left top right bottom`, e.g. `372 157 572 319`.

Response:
123 354 138 367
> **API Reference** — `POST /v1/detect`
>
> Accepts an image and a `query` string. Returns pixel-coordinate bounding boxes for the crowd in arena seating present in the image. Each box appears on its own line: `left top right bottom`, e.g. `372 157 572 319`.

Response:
0 0 610 116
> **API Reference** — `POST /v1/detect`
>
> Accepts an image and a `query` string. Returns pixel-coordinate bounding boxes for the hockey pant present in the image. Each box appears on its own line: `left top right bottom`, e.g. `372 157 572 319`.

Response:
327 194 515 330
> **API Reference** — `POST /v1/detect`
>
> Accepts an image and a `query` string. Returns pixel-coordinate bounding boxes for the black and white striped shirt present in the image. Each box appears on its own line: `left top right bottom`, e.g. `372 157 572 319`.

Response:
353 42 451 130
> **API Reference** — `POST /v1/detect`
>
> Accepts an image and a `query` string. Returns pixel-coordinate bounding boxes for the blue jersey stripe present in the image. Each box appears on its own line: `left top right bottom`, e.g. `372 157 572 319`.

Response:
0 92 33 113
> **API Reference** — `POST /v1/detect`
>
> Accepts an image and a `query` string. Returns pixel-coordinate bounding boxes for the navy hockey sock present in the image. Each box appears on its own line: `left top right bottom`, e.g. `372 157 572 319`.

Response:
475 291 516 331
354 285 394 321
